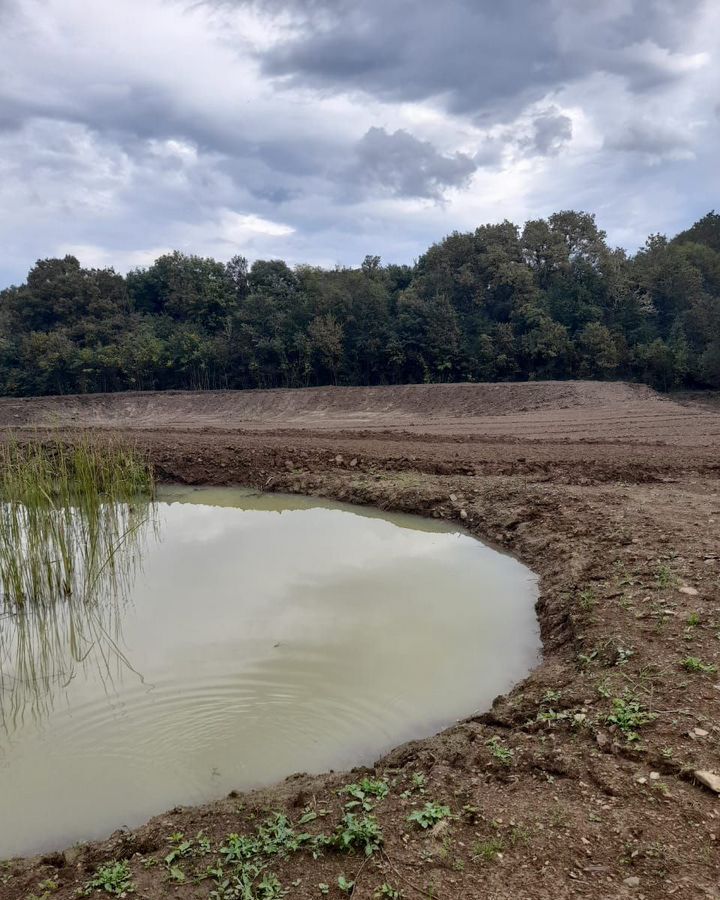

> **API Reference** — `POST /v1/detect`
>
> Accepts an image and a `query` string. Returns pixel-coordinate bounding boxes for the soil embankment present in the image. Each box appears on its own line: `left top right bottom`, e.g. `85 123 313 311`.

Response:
2 381 720 900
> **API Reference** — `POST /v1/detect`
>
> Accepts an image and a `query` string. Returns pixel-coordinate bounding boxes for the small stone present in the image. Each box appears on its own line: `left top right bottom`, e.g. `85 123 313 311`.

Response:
449 493 458 502
635 776 647 785
335 455 343 464
679 586 699 596
649 771 660 780
349 458 358 467
459 509 468 520
623 876 640 888
693 727 709 737
694 770 720 793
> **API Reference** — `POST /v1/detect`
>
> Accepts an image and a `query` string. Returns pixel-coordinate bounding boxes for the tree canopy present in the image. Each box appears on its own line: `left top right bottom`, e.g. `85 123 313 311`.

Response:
2 210 719 396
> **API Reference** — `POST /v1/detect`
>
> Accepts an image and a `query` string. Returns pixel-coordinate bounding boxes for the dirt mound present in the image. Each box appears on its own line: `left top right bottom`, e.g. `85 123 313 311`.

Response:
1 380 718 446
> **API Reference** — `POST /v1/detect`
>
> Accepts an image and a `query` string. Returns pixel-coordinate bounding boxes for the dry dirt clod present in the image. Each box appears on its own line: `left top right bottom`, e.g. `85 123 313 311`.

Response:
679 585 699 596
430 818 450 840
694 770 720 794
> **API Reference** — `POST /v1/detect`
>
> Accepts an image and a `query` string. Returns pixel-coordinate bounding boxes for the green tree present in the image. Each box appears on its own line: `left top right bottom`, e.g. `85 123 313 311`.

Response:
577 323 619 379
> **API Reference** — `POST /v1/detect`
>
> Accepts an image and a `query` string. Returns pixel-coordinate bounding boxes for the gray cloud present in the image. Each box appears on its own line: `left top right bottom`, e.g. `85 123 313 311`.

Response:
0 0 717 287
604 119 695 162
522 110 573 157
254 0 708 118
260 1 566 120
352 127 477 199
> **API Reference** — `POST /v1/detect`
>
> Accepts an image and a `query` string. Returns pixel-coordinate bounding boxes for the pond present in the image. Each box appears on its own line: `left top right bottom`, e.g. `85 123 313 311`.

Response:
0 486 539 858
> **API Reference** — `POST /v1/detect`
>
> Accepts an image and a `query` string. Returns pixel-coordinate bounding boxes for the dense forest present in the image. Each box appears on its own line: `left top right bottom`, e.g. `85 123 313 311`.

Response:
1 210 719 396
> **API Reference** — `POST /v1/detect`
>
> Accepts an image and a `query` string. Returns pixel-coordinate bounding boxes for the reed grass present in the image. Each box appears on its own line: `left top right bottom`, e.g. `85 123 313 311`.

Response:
0 436 156 731
0 437 154 608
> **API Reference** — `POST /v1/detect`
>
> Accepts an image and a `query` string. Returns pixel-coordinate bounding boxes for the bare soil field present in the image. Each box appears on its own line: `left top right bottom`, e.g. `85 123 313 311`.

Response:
2 381 720 446
2 381 720 900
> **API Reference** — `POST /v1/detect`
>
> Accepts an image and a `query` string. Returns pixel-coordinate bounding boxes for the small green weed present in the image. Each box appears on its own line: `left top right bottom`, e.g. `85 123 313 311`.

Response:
682 656 717 674
82 861 134 897
256 813 310 856
410 772 426 791
341 777 389 811
167 866 185 884
509 825 531 846
407 801 451 830
337 874 355 894
209 864 283 900
486 736 514 765
164 831 194 866
472 837 504 862
220 833 258 864
578 649 598 668
537 708 570 724
27 879 59 900
374 884 403 898
606 695 657 742
333 813 383 856
400 771 426 799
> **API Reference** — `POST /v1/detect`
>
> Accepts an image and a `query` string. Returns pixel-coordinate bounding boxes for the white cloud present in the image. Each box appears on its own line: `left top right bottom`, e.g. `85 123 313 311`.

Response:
55 244 173 271
0 0 718 282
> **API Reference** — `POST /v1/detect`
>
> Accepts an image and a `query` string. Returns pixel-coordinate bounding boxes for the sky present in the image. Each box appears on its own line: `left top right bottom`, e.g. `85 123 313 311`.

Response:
0 0 718 286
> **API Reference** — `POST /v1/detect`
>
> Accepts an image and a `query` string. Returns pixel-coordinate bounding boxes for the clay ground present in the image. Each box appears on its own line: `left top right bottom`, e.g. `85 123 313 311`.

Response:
2 381 720 900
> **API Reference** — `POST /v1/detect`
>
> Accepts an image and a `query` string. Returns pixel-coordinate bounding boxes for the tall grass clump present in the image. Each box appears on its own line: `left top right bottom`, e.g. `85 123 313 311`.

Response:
0 437 154 608
0 436 156 730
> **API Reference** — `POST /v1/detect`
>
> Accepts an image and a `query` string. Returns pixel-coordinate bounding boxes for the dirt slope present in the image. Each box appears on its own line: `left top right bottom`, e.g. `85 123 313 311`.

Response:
1 380 720 446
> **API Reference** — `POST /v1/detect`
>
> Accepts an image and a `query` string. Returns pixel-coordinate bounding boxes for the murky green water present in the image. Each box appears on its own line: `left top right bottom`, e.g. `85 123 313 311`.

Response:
0 486 538 858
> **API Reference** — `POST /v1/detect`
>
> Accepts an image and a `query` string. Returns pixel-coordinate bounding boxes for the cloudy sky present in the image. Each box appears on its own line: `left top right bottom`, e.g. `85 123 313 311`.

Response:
0 0 718 286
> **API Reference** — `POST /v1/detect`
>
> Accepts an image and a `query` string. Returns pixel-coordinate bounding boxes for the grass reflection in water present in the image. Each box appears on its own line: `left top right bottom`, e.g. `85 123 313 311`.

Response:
0 437 157 733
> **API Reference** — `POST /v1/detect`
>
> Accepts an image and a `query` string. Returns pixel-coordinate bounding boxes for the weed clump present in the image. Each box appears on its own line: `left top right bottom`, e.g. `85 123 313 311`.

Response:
682 656 717 674
81 860 134 896
606 694 657 742
408 802 451 830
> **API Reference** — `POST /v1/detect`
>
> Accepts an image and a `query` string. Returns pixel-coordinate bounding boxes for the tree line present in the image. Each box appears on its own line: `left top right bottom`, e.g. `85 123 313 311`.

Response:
1 210 719 396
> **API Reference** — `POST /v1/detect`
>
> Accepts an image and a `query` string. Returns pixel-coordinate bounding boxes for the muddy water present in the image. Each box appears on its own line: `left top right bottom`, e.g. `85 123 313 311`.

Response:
0 487 539 858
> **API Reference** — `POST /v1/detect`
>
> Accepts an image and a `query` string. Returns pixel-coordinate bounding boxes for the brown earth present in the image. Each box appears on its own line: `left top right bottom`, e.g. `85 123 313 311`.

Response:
2 381 720 900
